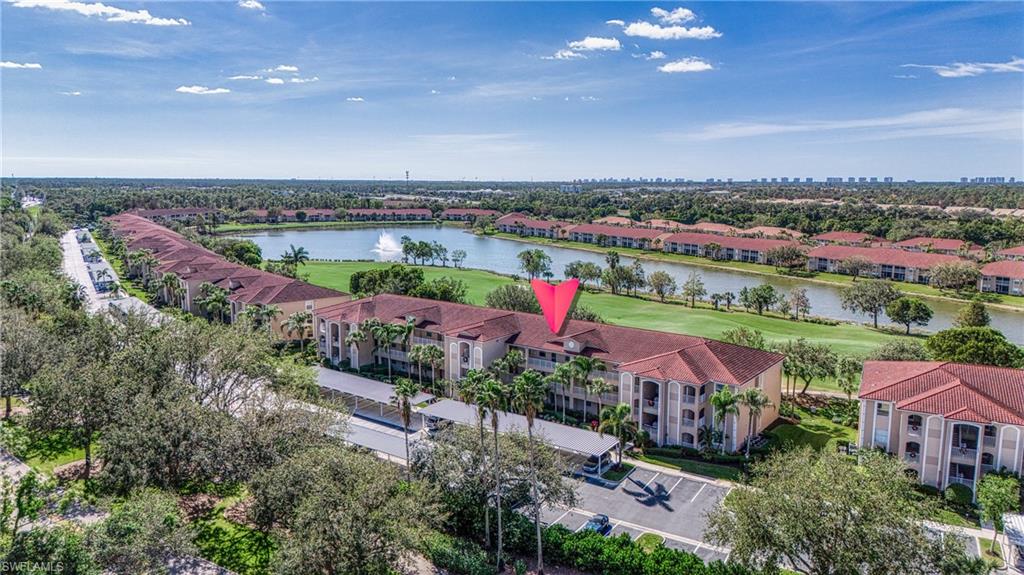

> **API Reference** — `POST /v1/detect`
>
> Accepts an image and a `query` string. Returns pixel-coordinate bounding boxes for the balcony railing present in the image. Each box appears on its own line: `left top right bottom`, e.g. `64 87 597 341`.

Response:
903 452 921 464
642 424 658 436
412 336 438 346
643 398 660 410
984 435 997 448
948 476 974 490
906 424 922 437
950 447 978 463
527 358 558 372
389 349 408 361
681 395 697 405
681 418 696 428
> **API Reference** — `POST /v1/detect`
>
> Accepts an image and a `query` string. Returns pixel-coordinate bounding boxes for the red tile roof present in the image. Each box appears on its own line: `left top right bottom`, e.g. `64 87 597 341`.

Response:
999 246 1024 258
810 231 881 243
894 237 977 252
315 294 783 386
741 226 804 239
131 207 220 218
593 216 635 226
345 208 432 216
981 260 1024 280
106 213 347 305
440 208 501 218
245 208 337 217
495 213 573 231
688 222 741 235
860 361 1024 426
662 231 800 252
807 245 965 268
569 223 667 240
643 219 685 230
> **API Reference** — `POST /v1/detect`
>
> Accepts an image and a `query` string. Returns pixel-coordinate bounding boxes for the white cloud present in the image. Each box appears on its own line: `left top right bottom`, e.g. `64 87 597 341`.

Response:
901 56 1024 78
606 19 625 26
646 50 667 60
289 76 319 84
568 36 621 51
624 21 721 40
265 77 285 85
176 85 230 95
11 0 190 26
580 96 599 101
1 61 42 69
542 49 586 60
228 74 262 80
658 57 713 73
651 7 696 24
237 0 264 10
61 91 82 96
346 97 365 102
268 65 299 73
430 89 440 95
682 108 1021 141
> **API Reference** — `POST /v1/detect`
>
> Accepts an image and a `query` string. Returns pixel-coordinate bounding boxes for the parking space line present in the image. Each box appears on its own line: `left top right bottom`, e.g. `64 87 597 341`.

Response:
566 507 730 555
693 542 703 553
642 472 661 489
690 483 707 502
666 477 684 494
552 510 570 526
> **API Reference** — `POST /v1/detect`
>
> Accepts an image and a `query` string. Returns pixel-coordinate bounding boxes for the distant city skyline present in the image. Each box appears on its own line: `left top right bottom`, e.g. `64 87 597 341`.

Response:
2 1 1022 180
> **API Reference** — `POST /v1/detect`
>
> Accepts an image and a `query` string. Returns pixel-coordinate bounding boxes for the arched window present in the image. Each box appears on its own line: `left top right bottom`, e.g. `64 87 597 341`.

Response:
681 433 695 447
982 452 994 466
905 442 920 459
907 415 922 432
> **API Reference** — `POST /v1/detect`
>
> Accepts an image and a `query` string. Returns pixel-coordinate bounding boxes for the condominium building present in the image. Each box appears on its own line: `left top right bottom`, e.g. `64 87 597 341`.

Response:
662 232 799 264
893 237 978 256
313 294 784 451
806 245 965 284
979 261 1024 296
344 208 432 221
243 208 338 223
440 208 501 221
106 214 349 337
495 213 572 239
566 223 670 250
809 231 882 246
131 207 223 223
998 246 1024 262
858 361 1024 493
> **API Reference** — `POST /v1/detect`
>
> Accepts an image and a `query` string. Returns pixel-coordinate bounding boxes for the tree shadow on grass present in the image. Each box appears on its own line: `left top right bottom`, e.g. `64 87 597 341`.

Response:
194 511 276 575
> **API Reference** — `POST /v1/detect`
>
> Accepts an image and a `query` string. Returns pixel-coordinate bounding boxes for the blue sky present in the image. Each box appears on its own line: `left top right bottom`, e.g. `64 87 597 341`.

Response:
2 1 1022 181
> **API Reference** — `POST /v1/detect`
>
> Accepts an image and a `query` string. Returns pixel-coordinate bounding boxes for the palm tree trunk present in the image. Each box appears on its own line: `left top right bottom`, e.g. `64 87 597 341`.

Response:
479 419 491 548
528 422 544 574
583 391 589 421
493 419 504 572
4 395 10 419
403 416 411 481
745 415 753 459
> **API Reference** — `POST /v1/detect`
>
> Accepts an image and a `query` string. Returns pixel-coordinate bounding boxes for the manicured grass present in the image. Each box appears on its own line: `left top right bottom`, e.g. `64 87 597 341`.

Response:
214 220 435 233
20 429 88 476
93 236 150 301
601 462 635 482
194 495 276 575
490 232 1024 311
930 507 977 528
764 406 858 451
980 538 1004 569
636 532 664 553
632 453 743 482
300 261 917 392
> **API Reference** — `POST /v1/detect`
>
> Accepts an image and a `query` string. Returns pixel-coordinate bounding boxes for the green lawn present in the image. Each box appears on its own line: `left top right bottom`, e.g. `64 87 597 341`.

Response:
764 406 858 451
980 538 1004 569
490 232 1024 311
632 453 743 482
302 260 914 390
601 462 635 482
636 532 664 553
19 428 87 476
194 495 276 575
214 220 435 234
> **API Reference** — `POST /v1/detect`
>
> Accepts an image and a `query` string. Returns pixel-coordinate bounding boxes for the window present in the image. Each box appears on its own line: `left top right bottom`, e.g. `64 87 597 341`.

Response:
876 403 890 417
305 300 314 311
873 429 889 449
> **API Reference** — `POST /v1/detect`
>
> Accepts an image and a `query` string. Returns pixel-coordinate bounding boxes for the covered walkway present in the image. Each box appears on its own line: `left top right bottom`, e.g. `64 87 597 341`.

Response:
317 367 434 430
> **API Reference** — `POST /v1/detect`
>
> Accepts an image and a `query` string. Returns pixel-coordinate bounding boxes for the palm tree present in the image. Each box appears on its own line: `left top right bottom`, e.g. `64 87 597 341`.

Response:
196 282 230 323
738 388 773 459
511 370 550 575
598 403 637 467
478 376 509 572
369 321 403 382
589 378 615 423
409 344 427 387
159 272 182 306
280 244 310 268
571 356 606 420
283 311 313 352
422 344 446 394
550 363 574 421
392 377 420 481
459 369 492 548
709 388 740 455
344 327 367 369
492 349 524 383
697 424 721 454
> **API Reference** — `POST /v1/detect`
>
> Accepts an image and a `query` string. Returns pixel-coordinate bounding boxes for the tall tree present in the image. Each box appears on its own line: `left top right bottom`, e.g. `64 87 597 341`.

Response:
681 272 707 307
840 280 902 328
392 377 420 481
955 301 991 327
571 356 606 419
709 388 740 454
477 376 509 571
458 369 493 548
976 474 1020 552
647 270 677 302
598 403 637 467
283 310 313 351
926 327 1024 368
280 244 310 268
885 297 933 334
517 249 552 280
511 369 550 575
738 388 773 459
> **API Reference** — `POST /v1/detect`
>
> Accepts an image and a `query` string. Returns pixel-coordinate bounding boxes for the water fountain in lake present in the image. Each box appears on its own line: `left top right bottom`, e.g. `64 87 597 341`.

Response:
371 231 404 261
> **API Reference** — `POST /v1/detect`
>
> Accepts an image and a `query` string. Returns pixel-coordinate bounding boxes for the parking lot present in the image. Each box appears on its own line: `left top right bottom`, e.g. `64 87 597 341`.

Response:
539 467 731 563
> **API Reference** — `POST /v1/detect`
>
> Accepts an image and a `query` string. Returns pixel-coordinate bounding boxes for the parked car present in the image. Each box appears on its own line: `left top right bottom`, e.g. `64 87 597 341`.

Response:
424 415 451 438
582 514 611 535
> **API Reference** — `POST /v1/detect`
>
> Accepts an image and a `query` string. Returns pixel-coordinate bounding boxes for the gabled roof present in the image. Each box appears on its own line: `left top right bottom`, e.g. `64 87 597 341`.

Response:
810 231 880 243
741 226 805 239
662 231 800 252
440 208 501 217
495 213 572 231
859 361 1024 426
981 260 1024 280
315 294 784 386
568 223 666 240
998 246 1024 258
894 237 978 252
807 245 966 269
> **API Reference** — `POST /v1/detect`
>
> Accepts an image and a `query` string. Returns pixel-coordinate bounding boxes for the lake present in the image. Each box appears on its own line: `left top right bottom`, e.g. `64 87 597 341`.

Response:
235 225 1024 344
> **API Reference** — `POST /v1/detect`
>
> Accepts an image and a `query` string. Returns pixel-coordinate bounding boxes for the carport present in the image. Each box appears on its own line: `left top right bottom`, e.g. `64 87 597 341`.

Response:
317 367 434 429
417 399 617 474
1003 513 1024 569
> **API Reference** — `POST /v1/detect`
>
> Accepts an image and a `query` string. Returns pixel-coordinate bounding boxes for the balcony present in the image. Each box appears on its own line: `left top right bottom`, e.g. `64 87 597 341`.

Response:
412 336 437 346
903 452 921 465
906 424 922 438
643 398 660 412
948 476 974 490
389 349 409 361
527 357 558 372
681 395 697 405
950 447 978 464
984 435 997 448
642 424 658 437
681 417 696 428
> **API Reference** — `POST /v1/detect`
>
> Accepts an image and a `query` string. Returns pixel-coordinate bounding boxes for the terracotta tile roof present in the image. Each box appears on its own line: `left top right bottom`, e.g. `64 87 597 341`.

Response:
346 208 432 217
569 223 667 240
894 237 978 252
495 213 573 231
859 361 1024 426
131 207 220 218
106 213 347 305
810 231 881 244
807 245 966 269
981 260 1024 280
643 219 684 230
686 222 741 235
440 208 501 217
662 231 800 252
244 208 336 217
315 294 784 386
999 246 1024 258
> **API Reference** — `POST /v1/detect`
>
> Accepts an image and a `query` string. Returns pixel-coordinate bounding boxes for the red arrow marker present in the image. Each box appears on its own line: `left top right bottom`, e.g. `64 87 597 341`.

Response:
531 278 579 334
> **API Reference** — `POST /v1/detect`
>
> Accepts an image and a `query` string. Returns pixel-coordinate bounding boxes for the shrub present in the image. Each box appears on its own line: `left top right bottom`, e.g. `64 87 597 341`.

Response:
421 532 495 575
944 483 974 508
